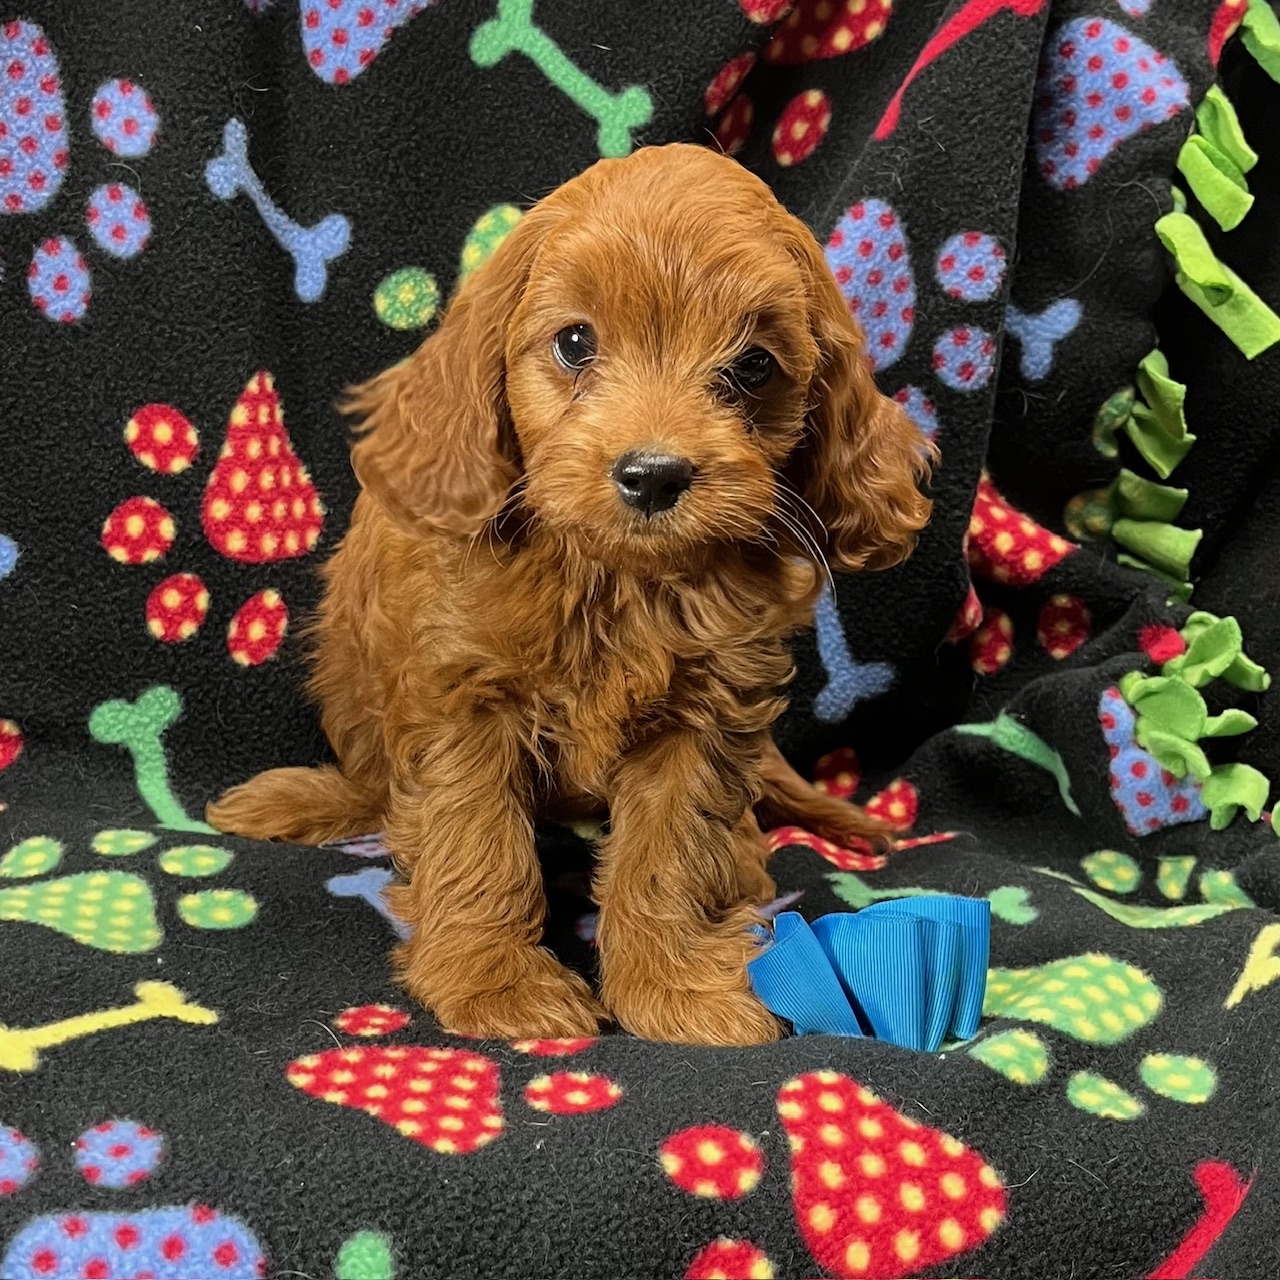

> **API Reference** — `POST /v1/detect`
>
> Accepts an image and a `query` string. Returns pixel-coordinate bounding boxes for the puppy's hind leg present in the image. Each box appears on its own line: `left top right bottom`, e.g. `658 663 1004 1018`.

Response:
206 765 383 845
754 739 895 853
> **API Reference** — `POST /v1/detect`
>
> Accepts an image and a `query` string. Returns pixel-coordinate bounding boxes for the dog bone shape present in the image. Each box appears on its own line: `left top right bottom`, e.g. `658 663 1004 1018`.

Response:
206 118 351 302
88 685 215 832
1005 299 1082 381
470 0 652 158
0 980 217 1072
814 585 897 723
326 866 412 939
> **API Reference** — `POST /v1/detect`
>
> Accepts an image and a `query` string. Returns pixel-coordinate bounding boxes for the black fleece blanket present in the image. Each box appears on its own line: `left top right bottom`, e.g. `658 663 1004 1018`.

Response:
4 1 1280 1276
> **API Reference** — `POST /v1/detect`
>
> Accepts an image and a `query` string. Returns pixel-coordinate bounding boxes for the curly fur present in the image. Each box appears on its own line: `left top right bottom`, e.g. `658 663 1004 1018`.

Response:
208 144 933 1046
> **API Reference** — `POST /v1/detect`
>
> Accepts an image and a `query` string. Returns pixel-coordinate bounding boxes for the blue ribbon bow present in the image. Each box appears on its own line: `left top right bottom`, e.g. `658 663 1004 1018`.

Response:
747 897 991 1053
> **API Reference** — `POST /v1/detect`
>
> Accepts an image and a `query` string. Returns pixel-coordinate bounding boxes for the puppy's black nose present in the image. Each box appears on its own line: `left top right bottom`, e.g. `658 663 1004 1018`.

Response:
612 452 694 516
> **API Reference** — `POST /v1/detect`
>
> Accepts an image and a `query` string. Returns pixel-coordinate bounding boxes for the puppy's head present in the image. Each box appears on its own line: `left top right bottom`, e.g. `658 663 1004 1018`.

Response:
348 144 933 575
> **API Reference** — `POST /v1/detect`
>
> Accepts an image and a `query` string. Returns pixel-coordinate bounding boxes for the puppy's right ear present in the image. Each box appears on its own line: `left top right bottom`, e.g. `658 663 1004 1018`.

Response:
345 209 548 538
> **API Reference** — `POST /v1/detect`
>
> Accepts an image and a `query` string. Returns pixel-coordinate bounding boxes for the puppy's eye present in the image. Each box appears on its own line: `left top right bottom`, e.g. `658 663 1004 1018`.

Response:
723 347 775 395
553 324 598 371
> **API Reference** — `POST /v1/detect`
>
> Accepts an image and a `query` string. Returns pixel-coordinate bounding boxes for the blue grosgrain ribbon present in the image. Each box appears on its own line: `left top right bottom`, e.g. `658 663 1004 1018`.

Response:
747 897 991 1052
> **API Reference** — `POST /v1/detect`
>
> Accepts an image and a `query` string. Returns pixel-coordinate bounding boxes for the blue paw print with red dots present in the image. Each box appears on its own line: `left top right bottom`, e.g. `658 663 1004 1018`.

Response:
891 386 938 442
1 20 159 322
1034 17 1189 191
0 1119 266 1279
933 326 997 392
824 199 916 372
935 231 1006 302
1099 686 1207 835
300 0 434 85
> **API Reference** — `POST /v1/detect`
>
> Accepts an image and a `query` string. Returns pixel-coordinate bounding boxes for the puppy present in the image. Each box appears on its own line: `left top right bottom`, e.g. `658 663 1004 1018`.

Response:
208 144 933 1046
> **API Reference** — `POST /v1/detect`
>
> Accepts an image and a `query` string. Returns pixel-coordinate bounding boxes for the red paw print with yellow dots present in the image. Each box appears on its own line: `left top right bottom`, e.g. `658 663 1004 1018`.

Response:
285 1004 621 1156
100 371 325 665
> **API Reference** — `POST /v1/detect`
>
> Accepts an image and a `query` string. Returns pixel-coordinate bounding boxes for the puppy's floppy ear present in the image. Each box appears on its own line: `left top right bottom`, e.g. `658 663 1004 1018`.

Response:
784 215 935 572
344 208 549 538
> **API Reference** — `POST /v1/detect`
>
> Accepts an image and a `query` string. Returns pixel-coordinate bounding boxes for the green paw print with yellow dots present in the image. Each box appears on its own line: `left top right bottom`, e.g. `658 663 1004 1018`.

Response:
970 952 1218 1121
1039 848 1254 927
0 831 257 953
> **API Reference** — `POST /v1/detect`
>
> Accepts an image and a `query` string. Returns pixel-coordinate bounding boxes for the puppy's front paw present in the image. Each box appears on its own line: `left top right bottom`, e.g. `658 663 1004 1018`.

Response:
614 986 782 1047
601 912 782 1046
399 944 606 1040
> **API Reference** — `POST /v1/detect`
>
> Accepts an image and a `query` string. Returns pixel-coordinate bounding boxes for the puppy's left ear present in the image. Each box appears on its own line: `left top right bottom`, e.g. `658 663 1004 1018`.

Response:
785 216 935 572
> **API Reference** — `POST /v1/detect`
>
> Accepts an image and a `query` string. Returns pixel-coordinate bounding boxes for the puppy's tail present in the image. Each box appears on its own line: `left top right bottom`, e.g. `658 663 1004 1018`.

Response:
754 741 895 854
206 765 383 846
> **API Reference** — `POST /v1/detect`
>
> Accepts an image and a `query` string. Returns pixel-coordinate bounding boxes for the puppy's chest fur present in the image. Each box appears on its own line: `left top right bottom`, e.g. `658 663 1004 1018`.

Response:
436 550 810 798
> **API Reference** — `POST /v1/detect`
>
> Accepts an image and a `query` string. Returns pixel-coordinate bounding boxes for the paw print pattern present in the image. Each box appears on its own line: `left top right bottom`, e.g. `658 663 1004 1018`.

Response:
685 1239 774 1279
0 1126 39 1195
777 1072 1007 1277
288 1045 506 1153
0 20 68 214
26 236 90 322
302 0 434 85
523 1072 623 1114
935 231 1006 301
86 184 151 259
660 1126 764 1199
0 1118 266 1280
891 386 938 443
763 0 894 64
1048 847 1253 928
771 89 831 166
73 1120 163 1188
1099 686 1208 834
286 1007 620 1153
1 21 158 322
825 200 915 371
1033 17 1189 190
1037 593 1091 659
932 326 997 391
0 831 257 953
974 949 1220 1122
101 373 325 664
335 1004 412 1036
90 79 157 156
967 474 1077 586
703 53 755 117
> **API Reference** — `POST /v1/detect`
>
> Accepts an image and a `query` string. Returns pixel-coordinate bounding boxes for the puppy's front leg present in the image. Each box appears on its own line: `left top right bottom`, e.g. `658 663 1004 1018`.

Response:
595 731 782 1046
386 711 604 1039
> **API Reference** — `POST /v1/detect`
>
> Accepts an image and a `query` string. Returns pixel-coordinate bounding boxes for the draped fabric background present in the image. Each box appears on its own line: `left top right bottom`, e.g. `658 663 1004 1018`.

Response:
3 2 1280 1276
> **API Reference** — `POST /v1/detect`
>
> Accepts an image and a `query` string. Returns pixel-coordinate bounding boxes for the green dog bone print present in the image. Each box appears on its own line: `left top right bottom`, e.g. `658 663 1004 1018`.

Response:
1036 849 1255 927
88 685 216 834
470 0 653 158
828 872 1039 924
0 832 256 952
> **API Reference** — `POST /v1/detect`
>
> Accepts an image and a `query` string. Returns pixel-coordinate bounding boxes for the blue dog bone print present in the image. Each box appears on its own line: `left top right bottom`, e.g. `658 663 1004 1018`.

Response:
206 118 351 303
813 586 897 723
326 866 412 939
0 534 17 581
1006 300 1082 380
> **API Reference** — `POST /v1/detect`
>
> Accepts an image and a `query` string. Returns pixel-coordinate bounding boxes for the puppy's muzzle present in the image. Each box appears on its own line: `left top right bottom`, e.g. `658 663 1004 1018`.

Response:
612 451 694 517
